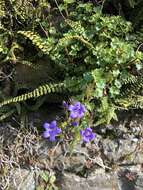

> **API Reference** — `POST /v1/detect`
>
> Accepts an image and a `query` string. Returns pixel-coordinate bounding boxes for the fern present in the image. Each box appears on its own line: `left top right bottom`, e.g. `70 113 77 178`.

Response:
58 34 94 50
116 95 143 109
11 0 50 23
11 0 34 21
120 73 137 85
132 95 143 109
0 83 65 108
121 74 143 94
1 1 143 126
17 31 54 54
0 109 15 121
0 75 83 108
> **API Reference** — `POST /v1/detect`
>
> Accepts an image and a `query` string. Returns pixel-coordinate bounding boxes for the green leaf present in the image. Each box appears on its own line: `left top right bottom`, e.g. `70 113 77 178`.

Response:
49 175 56 184
64 0 76 4
39 171 49 182
128 0 136 8
83 72 94 82
114 80 121 88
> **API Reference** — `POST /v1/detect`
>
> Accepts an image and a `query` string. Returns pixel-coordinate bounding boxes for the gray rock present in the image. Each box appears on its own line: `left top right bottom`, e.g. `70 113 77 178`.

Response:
117 167 143 190
56 169 119 190
101 138 143 164
135 173 143 190
10 169 35 190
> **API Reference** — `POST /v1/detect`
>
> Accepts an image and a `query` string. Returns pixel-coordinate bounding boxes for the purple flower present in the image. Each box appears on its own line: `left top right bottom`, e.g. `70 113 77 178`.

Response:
71 121 78 127
63 101 68 109
80 127 95 143
68 102 86 119
43 120 61 141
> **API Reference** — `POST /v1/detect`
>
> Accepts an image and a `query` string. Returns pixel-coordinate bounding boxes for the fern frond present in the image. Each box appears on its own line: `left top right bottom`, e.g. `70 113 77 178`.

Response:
121 74 143 97
58 34 94 49
120 73 138 85
11 0 34 21
133 97 143 109
0 75 83 108
11 0 50 22
17 31 54 54
116 95 143 109
0 82 65 108
66 19 85 35
0 110 15 121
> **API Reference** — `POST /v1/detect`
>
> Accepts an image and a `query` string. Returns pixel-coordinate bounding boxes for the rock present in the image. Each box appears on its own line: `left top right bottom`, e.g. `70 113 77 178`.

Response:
117 169 137 190
8 166 143 190
135 173 143 190
9 169 35 190
100 138 143 164
52 143 88 173
2 110 143 190
56 169 119 190
117 167 143 190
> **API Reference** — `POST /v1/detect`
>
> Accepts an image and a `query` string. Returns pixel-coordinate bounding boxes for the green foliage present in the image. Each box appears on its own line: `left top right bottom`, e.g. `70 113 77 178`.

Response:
36 171 58 190
105 0 143 28
0 1 143 126
49 2 143 124
0 0 59 119
0 0 5 17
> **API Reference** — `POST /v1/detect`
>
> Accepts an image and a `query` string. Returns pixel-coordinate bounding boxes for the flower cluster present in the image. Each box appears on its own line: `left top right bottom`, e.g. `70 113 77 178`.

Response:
67 101 86 128
43 120 61 142
68 102 86 119
43 101 95 143
80 127 95 143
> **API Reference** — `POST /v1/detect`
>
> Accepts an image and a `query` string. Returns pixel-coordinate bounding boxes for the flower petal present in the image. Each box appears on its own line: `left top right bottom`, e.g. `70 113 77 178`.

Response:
71 121 78 127
85 127 92 132
78 112 84 118
80 130 84 136
81 105 86 112
63 101 68 109
43 131 50 138
70 111 78 119
55 127 62 134
75 102 80 107
43 122 50 130
68 105 74 111
49 135 56 142
83 136 90 143
89 133 95 141
50 120 57 129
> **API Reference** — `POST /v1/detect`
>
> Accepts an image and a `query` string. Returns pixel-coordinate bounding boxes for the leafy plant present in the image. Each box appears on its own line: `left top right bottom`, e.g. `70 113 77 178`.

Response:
36 171 58 190
104 0 143 28
0 1 143 126
49 2 143 124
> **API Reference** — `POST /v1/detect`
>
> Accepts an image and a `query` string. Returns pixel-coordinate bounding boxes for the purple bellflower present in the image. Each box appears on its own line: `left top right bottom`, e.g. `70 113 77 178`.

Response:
43 120 61 141
63 101 69 109
68 102 86 119
71 121 78 127
80 127 95 143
